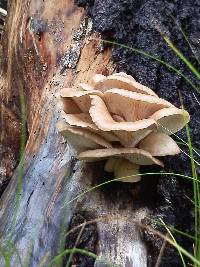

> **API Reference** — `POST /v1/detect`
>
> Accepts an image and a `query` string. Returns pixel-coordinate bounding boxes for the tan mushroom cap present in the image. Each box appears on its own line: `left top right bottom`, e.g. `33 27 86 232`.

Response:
62 112 119 142
60 89 103 113
93 72 136 83
89 95 157 146
116 129 153 148
94 73 158 96
62 112 97 130
78 83 93 91
57 122 112 154
112 72 136 81
150 107 190 134
78 147 163 166
138 132 180 156
92 74 107 84
104 89 173 122
93 73 136 86
58 97 81 114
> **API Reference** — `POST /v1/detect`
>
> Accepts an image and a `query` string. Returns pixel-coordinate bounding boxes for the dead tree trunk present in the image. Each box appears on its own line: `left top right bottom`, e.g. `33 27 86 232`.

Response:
0 1 148 266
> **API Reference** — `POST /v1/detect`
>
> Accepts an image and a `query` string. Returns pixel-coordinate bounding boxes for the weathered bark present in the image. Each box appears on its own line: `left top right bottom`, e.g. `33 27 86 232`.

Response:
0 1 148 266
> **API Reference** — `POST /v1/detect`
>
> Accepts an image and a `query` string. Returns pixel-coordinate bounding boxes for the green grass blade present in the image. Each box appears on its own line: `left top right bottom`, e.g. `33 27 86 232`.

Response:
65 222 86 267
169 14 200 65
0 247 10 267
163 36 200 80
156 122 200 164
100 39 200 94
160 233 200 266
163 225 198 242
139 223 200 266
7 241 24 267
177 141 200 157
160 219 186 267
47 248 120 267
185 195 200 209
178 93 200 263
47 248 98 267
37 252 50 267
185 122 200 261
0 241 24 267
150 217 199 242
61 172 195 209
193 92 200 106
9 86 26 238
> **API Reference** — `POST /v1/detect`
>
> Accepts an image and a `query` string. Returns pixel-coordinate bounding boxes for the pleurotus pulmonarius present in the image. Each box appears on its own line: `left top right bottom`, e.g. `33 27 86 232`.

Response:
57 72 190 182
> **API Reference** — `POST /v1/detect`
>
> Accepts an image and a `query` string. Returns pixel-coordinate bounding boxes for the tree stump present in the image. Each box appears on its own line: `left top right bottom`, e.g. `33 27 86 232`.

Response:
0 1 148 266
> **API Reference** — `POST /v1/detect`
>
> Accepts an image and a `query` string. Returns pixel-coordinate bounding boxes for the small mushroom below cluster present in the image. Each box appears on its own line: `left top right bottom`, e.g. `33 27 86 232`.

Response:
57 72 190 182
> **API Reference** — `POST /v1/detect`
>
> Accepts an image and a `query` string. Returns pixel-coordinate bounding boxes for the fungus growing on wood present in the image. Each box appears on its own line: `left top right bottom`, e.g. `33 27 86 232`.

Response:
59 88 103 113
138 132 180 156
89 94 157 147
105 158 141 183
57 122 112 154
57 72 190 182
93 73 158 96
78 147 163 165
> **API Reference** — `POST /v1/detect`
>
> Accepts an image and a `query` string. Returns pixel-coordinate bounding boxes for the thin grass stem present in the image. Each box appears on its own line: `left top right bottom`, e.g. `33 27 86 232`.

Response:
169 14 200 65
61 172 195 209
163 36 200 80
100 39 200 94
160 219 186 267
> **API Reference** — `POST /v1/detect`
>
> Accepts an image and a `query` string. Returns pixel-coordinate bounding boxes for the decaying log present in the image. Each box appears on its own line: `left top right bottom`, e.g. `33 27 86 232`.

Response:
0 0 148 266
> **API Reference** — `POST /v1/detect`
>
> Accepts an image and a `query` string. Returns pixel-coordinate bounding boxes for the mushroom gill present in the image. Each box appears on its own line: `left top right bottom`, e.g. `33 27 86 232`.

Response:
89 94 157 147
57 72 190 183
57 122 112 154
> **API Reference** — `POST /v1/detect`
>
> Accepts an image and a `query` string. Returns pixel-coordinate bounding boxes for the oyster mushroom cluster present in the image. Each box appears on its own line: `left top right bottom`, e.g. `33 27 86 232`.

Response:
57 72 190 182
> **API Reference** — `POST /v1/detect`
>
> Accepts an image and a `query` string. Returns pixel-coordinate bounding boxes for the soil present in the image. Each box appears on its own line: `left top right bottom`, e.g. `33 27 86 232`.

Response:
73 0 200 266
